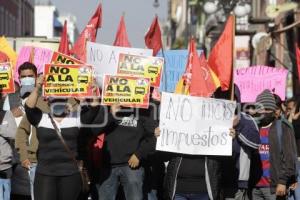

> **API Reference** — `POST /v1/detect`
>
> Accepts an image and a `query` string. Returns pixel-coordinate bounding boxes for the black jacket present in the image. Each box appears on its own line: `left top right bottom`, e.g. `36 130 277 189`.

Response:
250 119 297 192
164 155 222 200
82 105 157 166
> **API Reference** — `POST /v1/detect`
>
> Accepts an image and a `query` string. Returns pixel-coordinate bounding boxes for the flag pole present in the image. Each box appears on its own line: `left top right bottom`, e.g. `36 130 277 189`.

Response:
230 15 236 101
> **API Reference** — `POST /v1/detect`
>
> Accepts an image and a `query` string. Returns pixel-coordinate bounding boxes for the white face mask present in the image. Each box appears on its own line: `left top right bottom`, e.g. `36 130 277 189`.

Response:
20 77 35 86
2 96 10 111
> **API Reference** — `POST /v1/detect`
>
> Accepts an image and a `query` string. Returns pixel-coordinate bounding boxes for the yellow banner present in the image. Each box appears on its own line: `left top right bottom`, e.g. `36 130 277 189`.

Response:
43 64 94 97
117 53 163 87
0 37 17 69
0 62 15 94
102 75 150 108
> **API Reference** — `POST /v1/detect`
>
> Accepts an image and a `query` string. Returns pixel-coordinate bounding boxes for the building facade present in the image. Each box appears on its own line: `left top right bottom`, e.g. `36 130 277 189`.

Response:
0 0 34 37
34 1 78 44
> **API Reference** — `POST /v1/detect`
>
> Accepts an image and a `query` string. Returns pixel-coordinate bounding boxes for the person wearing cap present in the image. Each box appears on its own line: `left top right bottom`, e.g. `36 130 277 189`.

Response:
251 89 297 200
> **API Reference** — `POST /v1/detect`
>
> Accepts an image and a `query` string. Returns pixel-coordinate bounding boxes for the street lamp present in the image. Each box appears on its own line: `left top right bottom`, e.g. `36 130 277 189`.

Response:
203 0 251 18
153 0 159 8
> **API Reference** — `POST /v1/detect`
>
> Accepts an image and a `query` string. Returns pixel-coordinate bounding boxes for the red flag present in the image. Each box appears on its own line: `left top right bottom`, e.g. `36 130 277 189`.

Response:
208 15 235 91
58 20 70 55
145 16 162 56
176 39 215 97
71 4 102 61
295 44 300 83
191 53 217 96
113 16 131 47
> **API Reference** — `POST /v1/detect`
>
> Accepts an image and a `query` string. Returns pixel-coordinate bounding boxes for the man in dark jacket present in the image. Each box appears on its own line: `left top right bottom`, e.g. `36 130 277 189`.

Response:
82 104 157 200
164 155 221 200
251 89 297 200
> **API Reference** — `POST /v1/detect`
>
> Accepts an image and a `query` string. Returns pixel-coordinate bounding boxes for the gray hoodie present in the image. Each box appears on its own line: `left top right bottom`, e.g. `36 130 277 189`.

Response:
0 111 17 171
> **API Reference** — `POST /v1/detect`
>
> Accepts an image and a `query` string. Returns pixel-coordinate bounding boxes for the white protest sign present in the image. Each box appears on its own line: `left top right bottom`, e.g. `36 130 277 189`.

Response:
86 42 152 86
156 92 236 156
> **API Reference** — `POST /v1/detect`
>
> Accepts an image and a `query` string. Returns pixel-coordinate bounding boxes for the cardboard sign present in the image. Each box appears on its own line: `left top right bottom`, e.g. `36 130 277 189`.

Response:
43 64 94 97
51 51 83 65
86 42 152 86
156 92 236 156
117 53 164 88
15 46 84 83
234 66 288 102
101 75 150 108
0 62 15 94
157 50 202 92
0 37 17 69
16 46 53 75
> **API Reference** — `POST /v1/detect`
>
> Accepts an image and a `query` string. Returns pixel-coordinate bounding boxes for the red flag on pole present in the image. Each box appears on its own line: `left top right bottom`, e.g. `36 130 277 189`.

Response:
145 16 163 56
71 4 102 61
190 53 217 96
208 15 235 91
113 16 131 47
176 39 216 97
295 44 300 83
58 20 70 55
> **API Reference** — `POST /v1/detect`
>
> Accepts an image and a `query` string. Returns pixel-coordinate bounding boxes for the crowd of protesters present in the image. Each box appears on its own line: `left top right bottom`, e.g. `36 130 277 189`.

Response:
1 61 300 200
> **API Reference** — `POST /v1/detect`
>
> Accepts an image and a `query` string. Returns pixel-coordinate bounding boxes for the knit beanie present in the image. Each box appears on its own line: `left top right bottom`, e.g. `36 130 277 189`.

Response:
255 89 277 111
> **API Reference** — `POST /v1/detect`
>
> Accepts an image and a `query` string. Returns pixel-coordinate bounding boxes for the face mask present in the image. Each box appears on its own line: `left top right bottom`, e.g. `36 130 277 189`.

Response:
259 113 275 127
20 85 35 98
20 77 35 86
51 104 67 117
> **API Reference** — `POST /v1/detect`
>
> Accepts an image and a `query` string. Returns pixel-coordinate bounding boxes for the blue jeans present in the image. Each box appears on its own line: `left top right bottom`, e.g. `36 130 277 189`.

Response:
147 189 158 200
0 178 11 200
96 165 144 200
28 163 37 200
174 193 209 200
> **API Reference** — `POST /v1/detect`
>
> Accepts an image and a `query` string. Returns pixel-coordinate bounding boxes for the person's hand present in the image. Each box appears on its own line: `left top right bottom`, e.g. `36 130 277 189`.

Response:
128 154 140 169
276 184 287 196
11 107 23 117
36 75 44 89
21 159 31 170
293 112 300 120
229 128 237 139
290 182 298 191
154 127 161 138
110 103 121 117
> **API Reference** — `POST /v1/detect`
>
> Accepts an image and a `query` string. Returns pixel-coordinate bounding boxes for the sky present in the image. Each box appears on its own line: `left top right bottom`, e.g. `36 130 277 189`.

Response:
49 0 168 48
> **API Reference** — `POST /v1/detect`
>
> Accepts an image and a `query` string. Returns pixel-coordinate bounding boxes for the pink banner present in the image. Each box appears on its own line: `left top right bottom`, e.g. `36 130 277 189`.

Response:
15 46 53 82
234 66 288 103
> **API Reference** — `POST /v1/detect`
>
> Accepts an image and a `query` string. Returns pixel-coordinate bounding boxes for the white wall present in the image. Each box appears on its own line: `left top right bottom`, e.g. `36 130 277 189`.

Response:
34 5 55 38
58 15 78 44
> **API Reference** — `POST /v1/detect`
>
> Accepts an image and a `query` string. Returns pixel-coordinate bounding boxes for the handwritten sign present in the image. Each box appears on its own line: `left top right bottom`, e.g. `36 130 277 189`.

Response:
16 46 53 74
15 46 84 83
156 92 236 156
117 53 164 88
234 66 288 102
101 75 150 108
43 64 94 97
86 42 152 86
157 50 202 92
0 62 15 94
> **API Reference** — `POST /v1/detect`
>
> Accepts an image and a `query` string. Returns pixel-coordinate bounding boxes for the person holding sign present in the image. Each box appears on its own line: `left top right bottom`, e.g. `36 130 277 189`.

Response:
214 86 260 200
23 75 96 200
81 100 158 200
